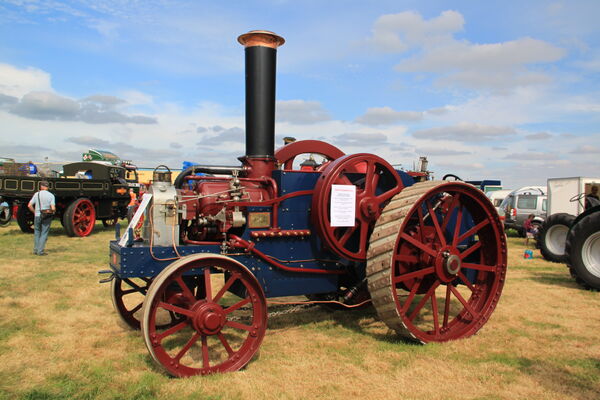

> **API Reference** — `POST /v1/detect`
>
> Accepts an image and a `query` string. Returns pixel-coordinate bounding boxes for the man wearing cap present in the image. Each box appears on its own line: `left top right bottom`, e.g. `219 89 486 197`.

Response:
28 181 56 256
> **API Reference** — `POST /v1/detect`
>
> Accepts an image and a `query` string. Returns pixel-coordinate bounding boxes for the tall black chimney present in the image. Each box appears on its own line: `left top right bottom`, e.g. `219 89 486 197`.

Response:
237 30 285 159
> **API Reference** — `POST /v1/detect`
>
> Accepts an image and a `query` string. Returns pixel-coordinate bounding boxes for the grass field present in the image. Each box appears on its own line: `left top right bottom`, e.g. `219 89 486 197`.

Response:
0 221 599 400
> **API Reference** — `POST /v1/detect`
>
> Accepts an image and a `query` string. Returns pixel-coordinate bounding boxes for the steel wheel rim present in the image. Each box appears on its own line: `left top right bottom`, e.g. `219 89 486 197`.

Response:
72 199 95 236
142 255 267 377
391 183 506 342
546 224 569 256
313 153 403 261
582 231 600 278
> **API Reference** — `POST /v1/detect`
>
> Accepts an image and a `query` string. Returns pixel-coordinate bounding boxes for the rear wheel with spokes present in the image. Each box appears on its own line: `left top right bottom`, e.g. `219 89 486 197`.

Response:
141 254 267 377
367 181 507 343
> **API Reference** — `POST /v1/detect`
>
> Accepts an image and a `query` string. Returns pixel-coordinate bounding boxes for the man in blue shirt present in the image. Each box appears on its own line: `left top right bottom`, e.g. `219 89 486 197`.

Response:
28 181 56 256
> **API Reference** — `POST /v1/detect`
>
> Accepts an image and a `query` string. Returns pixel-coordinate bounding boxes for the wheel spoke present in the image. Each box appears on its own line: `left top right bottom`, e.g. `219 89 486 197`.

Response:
375 186 401 204
337 225 357 247
174 332 201 362
443 284 451 328
158 301 195 318
431 291 440 335
441 193 461 233
224 320 252 332
358 222 369 253
174 276 196 303
462 262 496 273
417 205 426 243
452 206 463 246
457 271 476 292
426 199 446 246
155 320 189 341
122 278 148 294
393 266 435 284
399 233 437 257
460 241 482 260
363 160 377 194
400 278 423 314
457 220 490 244
218 332 235 356
392 253 419 264
201 335 210 369
449 285 478 319
213 274 238 303
204 268 212 301
224 297 251 314
408 280 440 321
126 302 143 316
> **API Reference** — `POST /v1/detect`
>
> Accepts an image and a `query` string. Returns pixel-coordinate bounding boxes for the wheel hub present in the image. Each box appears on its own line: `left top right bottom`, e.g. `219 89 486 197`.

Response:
435 248 462 283
191 302 226 335
360 197 379 220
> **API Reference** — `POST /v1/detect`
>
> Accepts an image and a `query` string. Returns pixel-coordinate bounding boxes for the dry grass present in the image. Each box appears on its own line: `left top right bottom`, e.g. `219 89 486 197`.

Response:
0 223 599 400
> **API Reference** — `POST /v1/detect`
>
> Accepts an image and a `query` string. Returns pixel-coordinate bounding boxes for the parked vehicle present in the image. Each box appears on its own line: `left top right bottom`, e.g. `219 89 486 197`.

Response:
0 161 139 236
537 177 600 263
500 186 547 236
486 189 512 217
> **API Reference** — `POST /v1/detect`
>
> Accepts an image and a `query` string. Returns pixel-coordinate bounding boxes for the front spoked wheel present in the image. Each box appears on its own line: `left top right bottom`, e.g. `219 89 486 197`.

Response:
141 254 267 377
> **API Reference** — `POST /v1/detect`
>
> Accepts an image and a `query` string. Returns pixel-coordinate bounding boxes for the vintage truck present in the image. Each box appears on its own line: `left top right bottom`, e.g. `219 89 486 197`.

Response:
0 161 137 237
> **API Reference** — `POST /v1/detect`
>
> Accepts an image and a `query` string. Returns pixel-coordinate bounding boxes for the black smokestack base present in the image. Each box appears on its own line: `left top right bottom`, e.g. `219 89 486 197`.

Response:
238 31 285 159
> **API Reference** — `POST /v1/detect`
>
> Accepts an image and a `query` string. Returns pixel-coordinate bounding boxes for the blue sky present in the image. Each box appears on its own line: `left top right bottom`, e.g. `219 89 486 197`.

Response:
1 0 599 189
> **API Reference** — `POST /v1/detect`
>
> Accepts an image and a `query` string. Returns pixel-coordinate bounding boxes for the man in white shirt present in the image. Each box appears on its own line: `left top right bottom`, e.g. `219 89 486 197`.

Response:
28 181 56 256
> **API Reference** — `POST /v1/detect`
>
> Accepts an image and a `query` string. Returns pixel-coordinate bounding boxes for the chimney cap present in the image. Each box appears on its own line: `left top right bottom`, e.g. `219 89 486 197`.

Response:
238 30 285 49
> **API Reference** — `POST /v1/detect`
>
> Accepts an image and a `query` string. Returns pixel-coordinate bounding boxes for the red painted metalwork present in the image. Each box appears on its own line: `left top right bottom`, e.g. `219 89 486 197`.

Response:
312 153 404 261
228 235 344 275
142 254 267 377
390 182 506 342
274 140 345 170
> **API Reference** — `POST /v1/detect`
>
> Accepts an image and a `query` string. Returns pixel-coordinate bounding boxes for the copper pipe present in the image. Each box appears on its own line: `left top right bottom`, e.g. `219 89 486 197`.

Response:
237 30 285 48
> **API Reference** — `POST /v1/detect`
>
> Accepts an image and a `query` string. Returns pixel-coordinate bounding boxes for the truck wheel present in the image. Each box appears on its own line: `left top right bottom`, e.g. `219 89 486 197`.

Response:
0 204 11 226
16 203 34 233
63 198 96 237
537 213 575 262
565 212 600 290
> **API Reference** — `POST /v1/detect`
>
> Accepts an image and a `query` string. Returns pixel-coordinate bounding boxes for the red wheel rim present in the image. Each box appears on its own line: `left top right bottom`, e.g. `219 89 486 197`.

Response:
71 199 96 237
391 183 506 342
274 140 345 170
312 153 403 261
142 255 267 377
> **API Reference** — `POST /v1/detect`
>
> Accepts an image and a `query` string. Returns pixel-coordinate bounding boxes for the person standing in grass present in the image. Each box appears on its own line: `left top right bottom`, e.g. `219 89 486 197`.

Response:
523 213 537 248
28 180 55 256
127 188 137 223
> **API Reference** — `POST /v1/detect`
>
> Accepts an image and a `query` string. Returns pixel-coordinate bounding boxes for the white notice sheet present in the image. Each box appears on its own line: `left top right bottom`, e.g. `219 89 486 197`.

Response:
330 184 356 227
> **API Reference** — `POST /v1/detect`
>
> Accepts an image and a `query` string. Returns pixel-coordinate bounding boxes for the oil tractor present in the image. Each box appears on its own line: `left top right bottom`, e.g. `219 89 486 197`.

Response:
105 30 507 377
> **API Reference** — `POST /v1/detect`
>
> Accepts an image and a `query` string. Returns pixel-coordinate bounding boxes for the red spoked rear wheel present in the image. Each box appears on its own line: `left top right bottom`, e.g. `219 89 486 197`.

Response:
63 198 96 237
141 254 267 377
367 181 507 343
312 153 403 261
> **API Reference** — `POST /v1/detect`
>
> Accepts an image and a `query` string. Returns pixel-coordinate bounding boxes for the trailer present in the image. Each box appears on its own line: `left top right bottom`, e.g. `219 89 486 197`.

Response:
0 161 137 236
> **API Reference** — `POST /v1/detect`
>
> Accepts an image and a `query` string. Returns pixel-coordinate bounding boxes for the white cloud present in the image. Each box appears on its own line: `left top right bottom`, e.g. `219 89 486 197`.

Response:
276 100 331 125
356 106 422 126
0 63 52 97
370 10 464 53
571 144 600 154
412 122 517 142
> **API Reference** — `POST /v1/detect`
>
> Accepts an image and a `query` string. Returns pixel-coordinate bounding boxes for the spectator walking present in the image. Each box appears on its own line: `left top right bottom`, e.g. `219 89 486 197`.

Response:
28 181 55 256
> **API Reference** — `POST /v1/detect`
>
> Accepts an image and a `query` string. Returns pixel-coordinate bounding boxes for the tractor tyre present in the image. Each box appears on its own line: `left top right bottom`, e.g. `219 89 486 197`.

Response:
537 213 575 263
17 203 34 233
565 212 600 290
63 198 96 237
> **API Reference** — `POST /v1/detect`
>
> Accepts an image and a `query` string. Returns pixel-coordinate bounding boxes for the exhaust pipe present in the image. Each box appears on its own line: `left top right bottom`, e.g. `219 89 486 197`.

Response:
237 30 285 177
